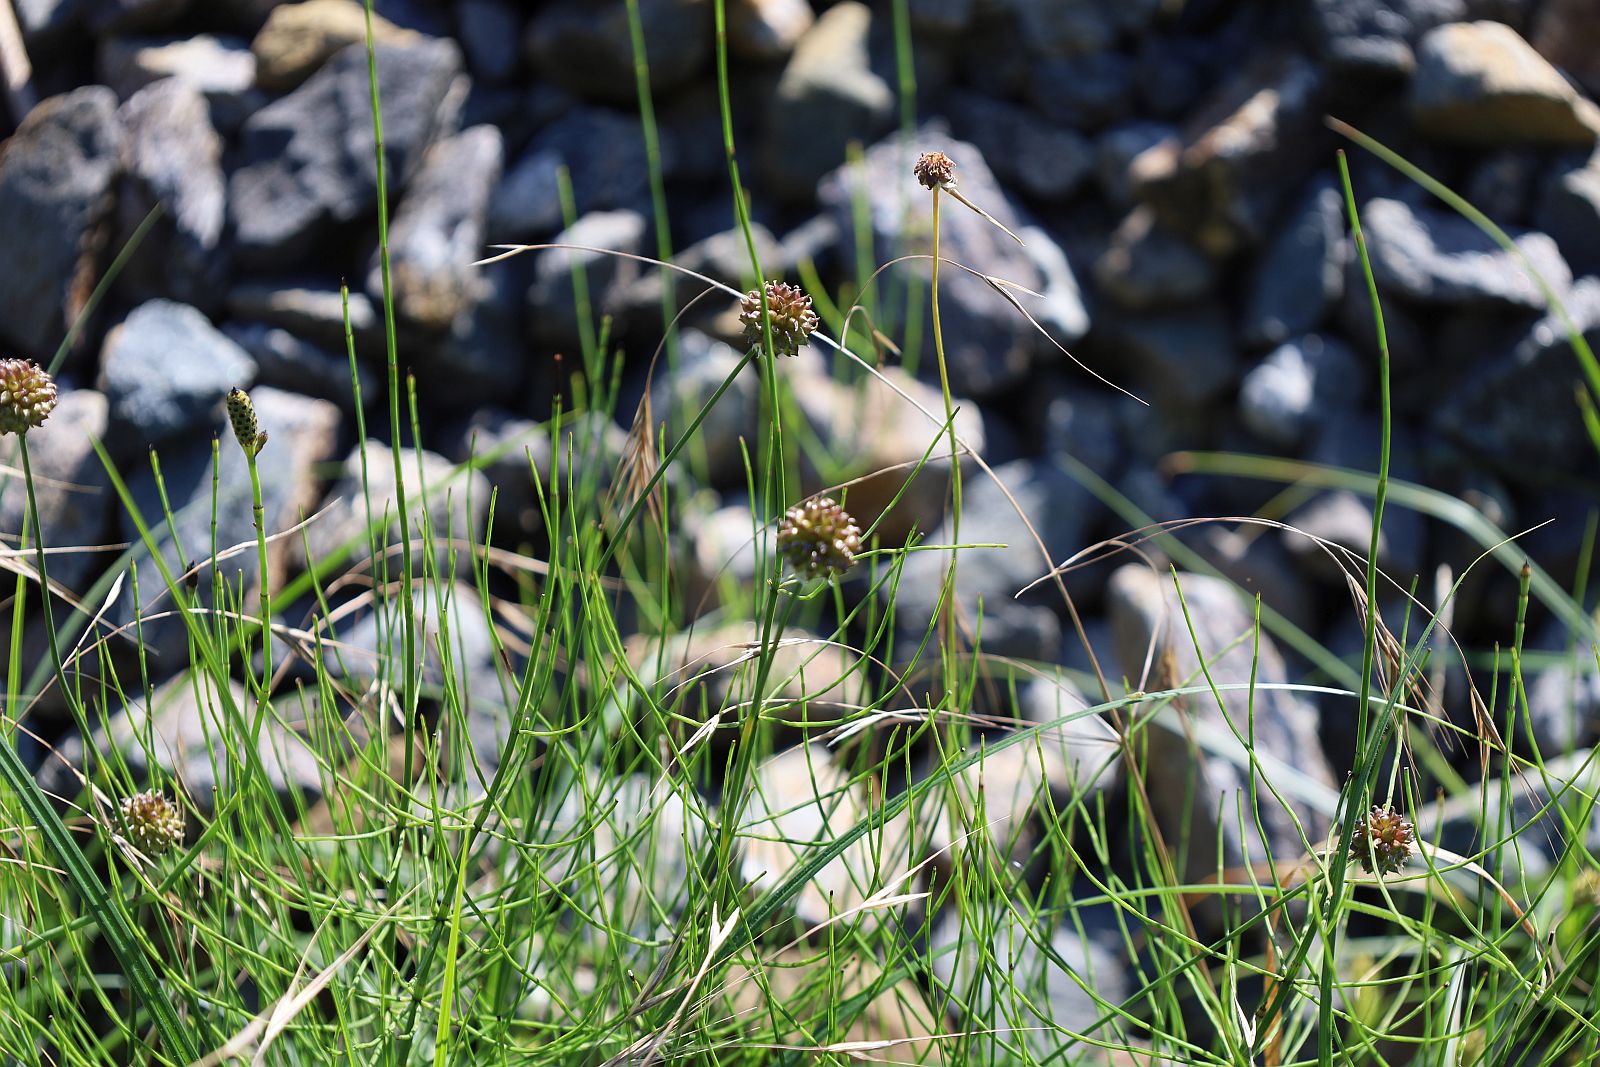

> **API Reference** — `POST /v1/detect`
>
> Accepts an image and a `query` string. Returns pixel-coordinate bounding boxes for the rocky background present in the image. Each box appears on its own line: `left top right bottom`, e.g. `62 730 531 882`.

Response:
3 0 1600 1044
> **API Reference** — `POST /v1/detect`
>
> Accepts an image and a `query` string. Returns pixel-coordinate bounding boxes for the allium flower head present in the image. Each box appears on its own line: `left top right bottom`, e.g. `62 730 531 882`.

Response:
777 495 862 579
914 151 956 191
120 790 184 857
226 386 267 456
739 280 819 359
1347 804 1414 876
0 358 58 436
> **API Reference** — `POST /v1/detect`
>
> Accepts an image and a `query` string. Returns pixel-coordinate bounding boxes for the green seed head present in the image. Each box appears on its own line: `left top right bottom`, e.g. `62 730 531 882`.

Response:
738 281 819 359
119 790 184 857
1347 804 1414 876
777 495 862 580
0 358 58 436
226 387 263 456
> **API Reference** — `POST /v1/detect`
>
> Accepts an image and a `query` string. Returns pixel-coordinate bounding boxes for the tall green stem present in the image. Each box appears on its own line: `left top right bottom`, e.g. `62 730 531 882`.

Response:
929 189 962 699
244 450 272 747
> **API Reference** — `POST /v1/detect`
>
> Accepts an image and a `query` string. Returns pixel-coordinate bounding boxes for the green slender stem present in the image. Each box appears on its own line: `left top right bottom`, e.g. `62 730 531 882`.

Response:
929 189 963 700
6 435 202 1063
245 450 272 747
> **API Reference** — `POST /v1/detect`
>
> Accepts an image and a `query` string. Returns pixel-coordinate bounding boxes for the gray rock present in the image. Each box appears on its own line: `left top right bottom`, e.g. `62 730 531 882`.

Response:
1095 121 1177 211
249 0 417 90
1132 53 1327 256
1412 21 1600 145
819 129 1063 399
1027 52 1135 132
97 33 258 131
1042 388 1124 482
15 0 83 45
1094 207 1215 311
1107 565 1335 887
89 0 189 33
1532 0 1600 98
100 301 255 454
1464 149 1543 224
1243 178 1348 348
727 0 813 59
1524 627 1600 755
416 264 527 412
1238 334 1362 449
1285 489 1428 584
1535 149 1600 276
930 904 1134 1059
889 457 1095 661
527 209 649 352
453 408 625 536
41 673 331 813
0 389 113 592
1363 196 1571 311
297 440 491 582
946 91 1093 203
681 499 774 616
1188 523 1314 634
1301 0 1466 79
1007 0 1116 57
649 331 762 490
1020 222 1093 354
226 282 381 350
764 2 894 201
906 0 973 35
489 108 652 239
230 38 466 267
456 0 522 83
1434 276 1600 474
615 223 783 322
525 0 711 104
222 322 374 412
108 388 340 666
368 125 503 331
115 79 227 312
1097 304 1238 413
0 87 122 365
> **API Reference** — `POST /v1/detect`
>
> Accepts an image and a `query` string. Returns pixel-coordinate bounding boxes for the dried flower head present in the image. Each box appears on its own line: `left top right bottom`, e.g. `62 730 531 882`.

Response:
1347 804 1414 876
226 386 267 456
0 358 58 436
777 495 862 579
914 151 956 191
739 280 819 359
119 790 184 857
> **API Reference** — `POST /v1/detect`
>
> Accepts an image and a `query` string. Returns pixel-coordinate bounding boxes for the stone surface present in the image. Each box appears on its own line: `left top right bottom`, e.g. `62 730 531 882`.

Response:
369 124 503 331
456 0 522 83
1242 178 1348 348
819 130 1072 399
888 457 1096 662
764 2 894 201
97 33 258 130
227 281 381 350
99 300 255 454
1285 489 1427 584
0 389 113 592
1008 0 1117 58
649 330 762 490
1238 334 1362 449
1532 0 1600 98
1107 565 1335 884
488 106 653 238
1535 149 1600 277
250 0 415 90
727 0 812 60
1434 276 1600 475
297 440 491 581
452 408 625 536
1132 52 1327 256
1094 206 1216 311
1412 21 1600 145
223 322 375 412
1096 303 1238 413
525 0 711 104
115 79 227 311
1302 0 1466 80
0 87 123 365
230 37 465 266
1027 52 1136 132
1362 196 1571 311
107 387 340 664
1095 121 1177 210
526 209 649 351
946 91 1093 203
41 672 331 812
